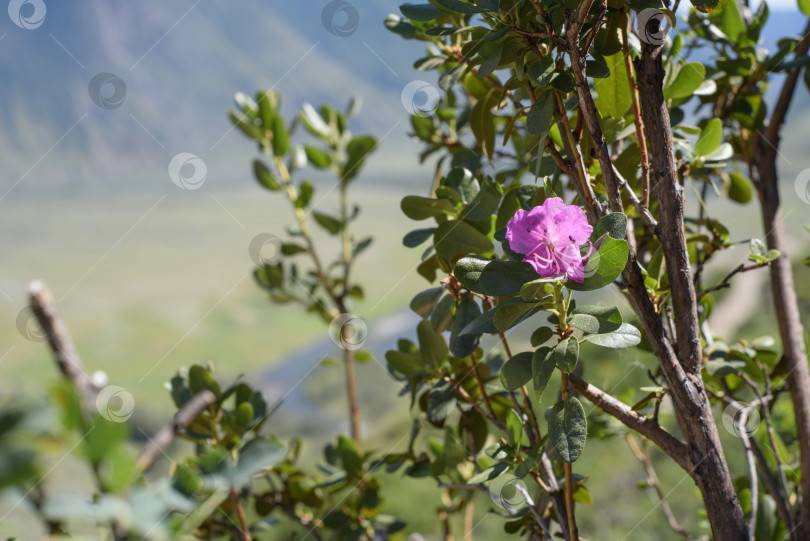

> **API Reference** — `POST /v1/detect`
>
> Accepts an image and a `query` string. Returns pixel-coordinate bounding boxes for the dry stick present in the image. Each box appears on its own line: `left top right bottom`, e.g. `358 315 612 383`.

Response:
137 390 217 471
560 372 579 541
230 489 253 541
625 435 694 540
620 10 651 209
753 21 810 539
28 280 101 412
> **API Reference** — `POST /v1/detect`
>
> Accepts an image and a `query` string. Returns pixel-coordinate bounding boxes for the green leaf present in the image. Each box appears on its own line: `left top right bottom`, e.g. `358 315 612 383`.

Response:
454 256 539 296
337 435 363 474
450 295 482 357
431 294 455 332
501 352 533 390
526 92 554 137
714 0 745 42
549 397 587 463
399 3 443 21
695 118 723 157
434 220 493 260
594 53 632 118
550 70 576 93
581 323 641 348
433 0 498 13
386 350 424 375
494 302 538 333
800 0 810 17
507 409 524 448
530 327 555 347
566 236 629 291
404 227 437 247
313 212 342 234
569 306 622 334
664 63 706 100
549 337 579 373
295 181 314 208
344 136 377 182
592 212 627 241
280 243 307 255
468 462 509 484
253 160 281 191
401 196 455 220
528 56 555 87
417 319 448 369
532 347 555 399
726 172 753 204
271 112 290 157
305 146 332 168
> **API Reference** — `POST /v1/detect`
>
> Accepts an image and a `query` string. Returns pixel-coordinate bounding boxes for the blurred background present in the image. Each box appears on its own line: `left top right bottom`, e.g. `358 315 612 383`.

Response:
0 1 807 539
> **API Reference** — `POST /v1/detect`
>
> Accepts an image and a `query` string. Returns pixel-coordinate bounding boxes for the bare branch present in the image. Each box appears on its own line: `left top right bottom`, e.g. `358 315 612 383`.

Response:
137 390 216 471
567 373 692 471
29 280 101 412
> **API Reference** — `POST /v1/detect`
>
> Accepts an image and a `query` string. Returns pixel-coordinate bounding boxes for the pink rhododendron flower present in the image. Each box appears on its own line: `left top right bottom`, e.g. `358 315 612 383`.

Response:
505 197 593 283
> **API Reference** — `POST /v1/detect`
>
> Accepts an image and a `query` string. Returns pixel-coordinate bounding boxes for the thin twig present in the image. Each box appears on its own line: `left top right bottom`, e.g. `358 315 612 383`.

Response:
698 261 770 299
626 434 694 540
137 390 217 471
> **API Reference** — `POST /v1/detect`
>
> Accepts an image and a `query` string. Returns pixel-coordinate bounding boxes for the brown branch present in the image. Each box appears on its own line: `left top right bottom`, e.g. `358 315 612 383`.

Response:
137 390 217 471
29 280 101 412
620 10 651 209
752 20 810 539
766 21 810 145
553 91 602 222
698 261 770 299
568 373 692 471
230 490 253 541
634 40 748 540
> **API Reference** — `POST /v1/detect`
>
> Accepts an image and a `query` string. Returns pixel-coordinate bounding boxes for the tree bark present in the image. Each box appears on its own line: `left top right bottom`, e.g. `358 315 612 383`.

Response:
634 45 749 540
754 138 810 539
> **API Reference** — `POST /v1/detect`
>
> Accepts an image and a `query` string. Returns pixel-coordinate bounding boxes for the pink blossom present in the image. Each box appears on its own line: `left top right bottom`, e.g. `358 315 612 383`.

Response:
505 197 593 283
